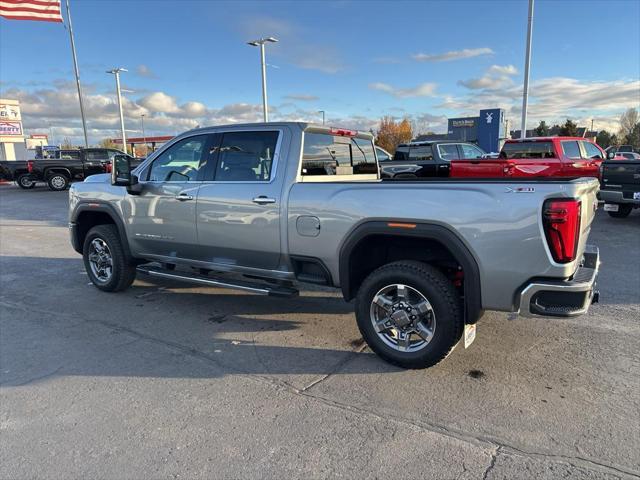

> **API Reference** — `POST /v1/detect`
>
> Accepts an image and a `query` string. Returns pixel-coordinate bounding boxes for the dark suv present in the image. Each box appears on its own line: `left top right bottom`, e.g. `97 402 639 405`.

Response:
380 141 486 179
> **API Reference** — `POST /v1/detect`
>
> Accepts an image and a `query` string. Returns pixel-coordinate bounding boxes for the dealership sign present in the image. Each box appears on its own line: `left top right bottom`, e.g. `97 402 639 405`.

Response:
451 119 475 128
0 104 21 122
0 121 23 136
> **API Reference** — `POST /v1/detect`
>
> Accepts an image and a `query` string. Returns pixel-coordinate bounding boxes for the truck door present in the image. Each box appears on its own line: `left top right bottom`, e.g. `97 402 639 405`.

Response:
126 134 217 260
579 141 605 177
560 140 588 177
196 130 283 271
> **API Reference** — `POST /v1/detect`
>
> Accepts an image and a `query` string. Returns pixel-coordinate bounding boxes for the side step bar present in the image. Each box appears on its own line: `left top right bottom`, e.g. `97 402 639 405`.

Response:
136 265 299 298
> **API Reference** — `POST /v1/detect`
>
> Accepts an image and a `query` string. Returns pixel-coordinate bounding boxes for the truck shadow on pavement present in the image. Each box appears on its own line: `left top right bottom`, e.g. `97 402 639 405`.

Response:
1 256 405 388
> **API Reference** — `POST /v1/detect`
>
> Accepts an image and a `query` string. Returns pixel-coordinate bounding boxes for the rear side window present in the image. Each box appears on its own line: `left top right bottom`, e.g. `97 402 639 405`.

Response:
214 131 279 182
302 132 377 176
409 146 433 161
84 150 107 161
393 146 409 161
437 144 459 161
500 142 555 159
561 141 581 159
581 141 604 159
60 150 80 160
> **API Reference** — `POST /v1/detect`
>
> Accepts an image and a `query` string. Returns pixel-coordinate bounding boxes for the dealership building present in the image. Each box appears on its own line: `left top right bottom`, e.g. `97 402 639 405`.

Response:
416 108 508 153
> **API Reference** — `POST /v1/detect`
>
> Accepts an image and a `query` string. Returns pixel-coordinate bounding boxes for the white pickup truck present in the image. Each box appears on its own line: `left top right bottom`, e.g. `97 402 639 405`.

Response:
69 123 600 368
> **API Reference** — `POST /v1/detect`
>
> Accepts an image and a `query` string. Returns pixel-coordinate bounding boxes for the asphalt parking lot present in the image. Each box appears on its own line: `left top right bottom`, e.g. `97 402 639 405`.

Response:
1 184 638 479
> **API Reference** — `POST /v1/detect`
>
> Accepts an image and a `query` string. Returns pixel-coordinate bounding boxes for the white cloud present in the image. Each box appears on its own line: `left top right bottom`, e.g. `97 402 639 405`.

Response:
369 82 438 98
488 64 518 76
135 64 157 78
412 47 494 62
139 92 180 113
439 77 640 132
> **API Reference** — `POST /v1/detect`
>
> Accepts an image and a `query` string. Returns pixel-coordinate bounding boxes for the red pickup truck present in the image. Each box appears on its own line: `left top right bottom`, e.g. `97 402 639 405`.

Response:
450 137 606 179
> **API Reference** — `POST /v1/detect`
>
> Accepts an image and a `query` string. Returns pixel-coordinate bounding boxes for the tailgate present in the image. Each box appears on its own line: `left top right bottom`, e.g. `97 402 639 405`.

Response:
602 160 640 198
574 178 600 262
449 159 506 178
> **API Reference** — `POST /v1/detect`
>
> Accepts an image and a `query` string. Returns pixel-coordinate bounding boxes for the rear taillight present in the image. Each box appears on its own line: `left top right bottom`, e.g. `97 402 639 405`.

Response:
27 160 34 173
543 199 581 263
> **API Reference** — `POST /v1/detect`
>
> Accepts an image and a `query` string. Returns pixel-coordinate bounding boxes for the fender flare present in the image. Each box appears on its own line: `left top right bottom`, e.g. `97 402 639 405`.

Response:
44 167 72 179
71 202 133 259
339 221 483 323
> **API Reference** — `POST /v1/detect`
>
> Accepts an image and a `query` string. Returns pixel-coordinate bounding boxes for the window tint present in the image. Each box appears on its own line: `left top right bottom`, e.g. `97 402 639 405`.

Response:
214 131 279 182
393 146 409 161
561 141 581 159
302 132 377 176
148 135 208 182
581 141 603 159
409 146 433 161
500 142 555 159
460 144 484 159
84 150 108 161
437 144 459 161
60 150 80 160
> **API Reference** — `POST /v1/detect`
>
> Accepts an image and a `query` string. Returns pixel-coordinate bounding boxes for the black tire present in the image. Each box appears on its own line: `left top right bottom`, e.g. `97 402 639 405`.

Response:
355 261 463 369
607 204 632 218
83 224 136 292
47 173 70 191
16 174 36 189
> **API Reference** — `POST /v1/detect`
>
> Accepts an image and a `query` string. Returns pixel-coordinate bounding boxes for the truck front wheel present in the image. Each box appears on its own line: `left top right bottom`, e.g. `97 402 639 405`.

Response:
47 173 69 191
83 224 136 292
355 261 463 369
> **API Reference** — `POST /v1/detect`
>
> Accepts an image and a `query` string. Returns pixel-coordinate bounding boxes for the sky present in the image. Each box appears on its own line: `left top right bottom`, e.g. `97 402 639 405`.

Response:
1 0 639 145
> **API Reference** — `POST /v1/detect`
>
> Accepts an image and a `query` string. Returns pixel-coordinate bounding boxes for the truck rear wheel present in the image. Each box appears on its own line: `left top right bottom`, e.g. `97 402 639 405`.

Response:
16 174 36 189
83 224 136 292
355 261 463 369
47 173 69 191
607 204 632 218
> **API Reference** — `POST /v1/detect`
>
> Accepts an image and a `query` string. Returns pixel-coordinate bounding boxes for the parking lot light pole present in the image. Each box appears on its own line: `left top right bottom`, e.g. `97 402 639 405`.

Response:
318 110 325 125
520 0 534 139
140 114 146 153
247 37 278 122
106 68 128 153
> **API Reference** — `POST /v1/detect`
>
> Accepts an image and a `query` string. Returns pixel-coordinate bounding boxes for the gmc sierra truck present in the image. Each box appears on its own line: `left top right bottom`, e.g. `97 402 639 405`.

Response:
69 123 601 368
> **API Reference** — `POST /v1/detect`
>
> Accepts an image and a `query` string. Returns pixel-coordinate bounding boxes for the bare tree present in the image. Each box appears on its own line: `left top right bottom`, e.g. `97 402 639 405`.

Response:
619 108 639 141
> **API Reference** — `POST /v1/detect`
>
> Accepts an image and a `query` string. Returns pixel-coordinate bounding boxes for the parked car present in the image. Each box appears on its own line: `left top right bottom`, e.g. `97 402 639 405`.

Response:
380 140 487 179
600 152 640 218
0 147 137 191
450 137 606 179
615 152 640 160
68 122 600 369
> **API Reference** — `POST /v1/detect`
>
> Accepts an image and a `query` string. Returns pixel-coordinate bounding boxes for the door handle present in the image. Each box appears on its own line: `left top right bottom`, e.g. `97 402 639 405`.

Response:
175 193 194 201
252 196 276 205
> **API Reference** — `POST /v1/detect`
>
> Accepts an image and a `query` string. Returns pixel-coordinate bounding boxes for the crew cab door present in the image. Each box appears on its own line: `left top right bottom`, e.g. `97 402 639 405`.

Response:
126 134 217 260
196 130 283 271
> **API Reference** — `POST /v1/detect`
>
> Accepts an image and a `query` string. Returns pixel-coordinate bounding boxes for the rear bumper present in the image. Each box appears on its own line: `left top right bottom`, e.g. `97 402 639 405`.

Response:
518 245 600 318
598 189 640 206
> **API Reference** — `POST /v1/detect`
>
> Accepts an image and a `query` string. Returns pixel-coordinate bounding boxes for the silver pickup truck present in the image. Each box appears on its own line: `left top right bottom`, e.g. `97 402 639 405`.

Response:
69 122 600 368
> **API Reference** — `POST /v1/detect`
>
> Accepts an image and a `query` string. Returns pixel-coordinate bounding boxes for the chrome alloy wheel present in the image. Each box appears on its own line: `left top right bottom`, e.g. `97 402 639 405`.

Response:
88 238 113 283
369 284 436 352
50 176 66 189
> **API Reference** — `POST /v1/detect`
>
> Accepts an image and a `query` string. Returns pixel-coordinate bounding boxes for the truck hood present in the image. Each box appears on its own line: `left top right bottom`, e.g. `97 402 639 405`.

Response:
84 173 111 183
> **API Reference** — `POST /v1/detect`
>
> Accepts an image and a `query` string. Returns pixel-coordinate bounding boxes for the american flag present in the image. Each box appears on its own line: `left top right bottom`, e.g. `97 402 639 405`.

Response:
0 0 63 23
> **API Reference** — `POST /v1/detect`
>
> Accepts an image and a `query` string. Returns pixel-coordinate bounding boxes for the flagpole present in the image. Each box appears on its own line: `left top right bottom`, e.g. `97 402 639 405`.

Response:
520 0 534 139
65 0 89 147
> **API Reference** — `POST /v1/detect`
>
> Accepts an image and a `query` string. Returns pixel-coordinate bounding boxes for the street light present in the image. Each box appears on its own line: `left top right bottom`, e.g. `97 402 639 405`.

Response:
247 37 278 122
106 67 128 153
140 114 146 154
318 110 325 125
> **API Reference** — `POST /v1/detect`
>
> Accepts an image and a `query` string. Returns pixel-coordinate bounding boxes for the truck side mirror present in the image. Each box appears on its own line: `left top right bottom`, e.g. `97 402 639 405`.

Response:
111 154 137 186
606 150 616 160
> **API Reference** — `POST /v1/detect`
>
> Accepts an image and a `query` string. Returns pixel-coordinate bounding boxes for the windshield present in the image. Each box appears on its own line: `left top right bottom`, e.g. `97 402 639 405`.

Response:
302 132 377 176
500 141 556 159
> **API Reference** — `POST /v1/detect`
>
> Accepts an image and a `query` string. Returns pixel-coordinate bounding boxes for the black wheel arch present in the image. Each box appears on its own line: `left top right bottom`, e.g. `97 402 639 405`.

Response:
339 221 483 324
71 202 133 260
